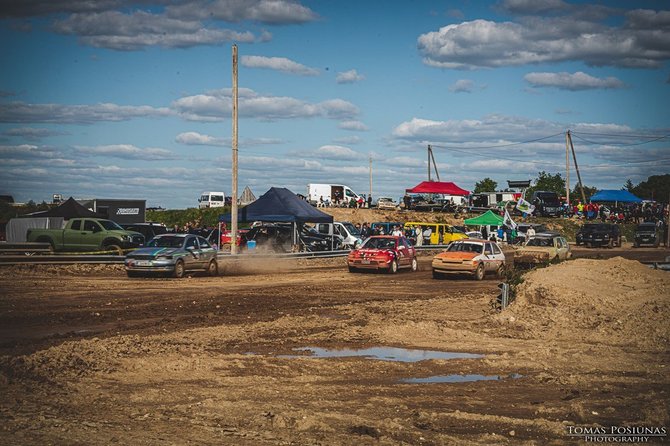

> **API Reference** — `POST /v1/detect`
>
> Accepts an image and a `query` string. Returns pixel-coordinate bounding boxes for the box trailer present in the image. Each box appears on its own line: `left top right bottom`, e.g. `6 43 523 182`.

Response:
307 184 361 206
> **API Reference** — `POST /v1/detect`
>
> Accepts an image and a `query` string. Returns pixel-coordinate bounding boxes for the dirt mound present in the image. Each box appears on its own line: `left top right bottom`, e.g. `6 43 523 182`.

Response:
0 263 125 276
321 207 461 225
501 257 669 350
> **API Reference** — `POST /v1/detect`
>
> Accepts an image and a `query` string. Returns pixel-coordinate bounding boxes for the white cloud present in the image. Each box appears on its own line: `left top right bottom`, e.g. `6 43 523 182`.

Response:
333 136 362 145
241 55 319 76
0 101 172 124
314 145 365 161
525 71 625 90
165 0 318 24
0 144 58 158
418 12 670 69
53 10 256 51
338 120 369 131
176 131 282 147
75 144 179 160
336 69 365 84
3 127 67 140
449 79 475 93
172 89 359 122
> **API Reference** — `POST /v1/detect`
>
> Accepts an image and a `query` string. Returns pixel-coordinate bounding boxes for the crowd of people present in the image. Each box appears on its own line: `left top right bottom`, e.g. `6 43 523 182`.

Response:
316 195 371 208
559 201 667 224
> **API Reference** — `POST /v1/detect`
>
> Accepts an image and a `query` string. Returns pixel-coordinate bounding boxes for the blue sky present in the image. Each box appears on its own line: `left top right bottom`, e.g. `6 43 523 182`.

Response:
1 0 669 208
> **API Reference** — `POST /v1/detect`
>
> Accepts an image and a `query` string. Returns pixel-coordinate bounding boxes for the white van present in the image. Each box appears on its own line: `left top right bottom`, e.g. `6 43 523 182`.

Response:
198 192 226 209
315 221 363 248
307 183 362 206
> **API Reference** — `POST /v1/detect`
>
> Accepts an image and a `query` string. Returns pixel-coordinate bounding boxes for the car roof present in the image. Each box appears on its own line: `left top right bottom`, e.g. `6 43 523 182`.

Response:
155 233 190 238
368 235 401 239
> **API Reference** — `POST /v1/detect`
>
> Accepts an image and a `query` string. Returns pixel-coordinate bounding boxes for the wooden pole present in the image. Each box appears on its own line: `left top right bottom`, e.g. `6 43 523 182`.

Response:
368 153 372 208
565 131 570 206
567 131 587 204
427 145 431 181
429 146 441 181
231 44 239 255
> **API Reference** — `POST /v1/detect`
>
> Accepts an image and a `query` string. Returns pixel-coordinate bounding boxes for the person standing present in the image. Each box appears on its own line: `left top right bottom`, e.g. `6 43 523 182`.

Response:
415 226 423 246
526 225 536 241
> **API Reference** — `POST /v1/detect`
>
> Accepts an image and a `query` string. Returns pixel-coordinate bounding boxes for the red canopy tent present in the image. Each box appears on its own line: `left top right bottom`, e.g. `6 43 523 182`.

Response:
406 181 469 196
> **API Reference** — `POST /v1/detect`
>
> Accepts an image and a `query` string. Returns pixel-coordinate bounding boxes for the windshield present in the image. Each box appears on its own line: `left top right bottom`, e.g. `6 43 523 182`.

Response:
637 224 656 231
537 193 560 205
582 224 607 232
447 242 484 254
527 238 553 247
342 222 361 236
361 238 397 250
147 236 185 248
99 220 124 230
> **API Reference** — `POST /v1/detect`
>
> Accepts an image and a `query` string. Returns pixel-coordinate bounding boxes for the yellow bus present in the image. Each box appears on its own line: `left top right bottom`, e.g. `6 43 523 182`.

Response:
403 222 468 245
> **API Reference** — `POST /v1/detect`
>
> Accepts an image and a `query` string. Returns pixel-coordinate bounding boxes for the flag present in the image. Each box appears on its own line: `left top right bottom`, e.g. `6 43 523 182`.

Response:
503 208 517 229
516 198 535 214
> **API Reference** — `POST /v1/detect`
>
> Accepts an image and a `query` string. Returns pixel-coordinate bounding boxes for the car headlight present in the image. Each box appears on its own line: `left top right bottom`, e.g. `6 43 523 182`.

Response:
122 235 130 241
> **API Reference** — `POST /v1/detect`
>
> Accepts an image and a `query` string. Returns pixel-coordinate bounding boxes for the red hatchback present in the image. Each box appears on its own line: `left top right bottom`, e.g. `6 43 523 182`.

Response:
347 235 418 273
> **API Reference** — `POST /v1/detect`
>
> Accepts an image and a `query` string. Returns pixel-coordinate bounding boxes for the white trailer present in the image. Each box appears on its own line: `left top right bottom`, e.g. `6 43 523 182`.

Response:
307 184 361 206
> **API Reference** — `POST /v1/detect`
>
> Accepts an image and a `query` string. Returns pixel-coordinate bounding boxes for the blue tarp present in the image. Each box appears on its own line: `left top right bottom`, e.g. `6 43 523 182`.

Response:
589 190 642 203
219 187 334 223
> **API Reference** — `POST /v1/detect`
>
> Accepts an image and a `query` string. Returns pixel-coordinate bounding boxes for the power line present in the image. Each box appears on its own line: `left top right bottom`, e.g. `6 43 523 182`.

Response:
570 132 669 147
429 132 564 150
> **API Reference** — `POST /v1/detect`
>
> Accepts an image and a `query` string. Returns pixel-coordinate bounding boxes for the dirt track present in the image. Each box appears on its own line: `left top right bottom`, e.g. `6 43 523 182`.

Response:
1 249 669 445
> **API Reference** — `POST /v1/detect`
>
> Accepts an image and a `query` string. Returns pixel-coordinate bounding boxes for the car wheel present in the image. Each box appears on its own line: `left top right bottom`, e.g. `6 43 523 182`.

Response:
348 266 358 273
496 264 506 279
654 239 660 248
387 259 398 274
432 269 445 280
173 260 185 278
410 257 418 272
607 239 613 249
207 259 218 277
633 241 639 248
104 244 123 255
126 271 141 278
474 263 485 281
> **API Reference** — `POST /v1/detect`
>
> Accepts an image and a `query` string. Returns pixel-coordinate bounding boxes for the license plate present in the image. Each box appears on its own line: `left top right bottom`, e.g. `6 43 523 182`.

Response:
361 259 371 264
135 260 151 266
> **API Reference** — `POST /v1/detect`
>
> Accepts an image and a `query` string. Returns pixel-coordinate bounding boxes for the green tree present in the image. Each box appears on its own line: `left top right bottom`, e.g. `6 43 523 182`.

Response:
473 177 497 193
571 184 598 202
630 174 670 201
623 179 635 192
524 171 566 200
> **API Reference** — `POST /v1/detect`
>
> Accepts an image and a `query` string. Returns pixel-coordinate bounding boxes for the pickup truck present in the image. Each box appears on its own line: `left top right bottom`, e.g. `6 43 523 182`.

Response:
26 218 144 253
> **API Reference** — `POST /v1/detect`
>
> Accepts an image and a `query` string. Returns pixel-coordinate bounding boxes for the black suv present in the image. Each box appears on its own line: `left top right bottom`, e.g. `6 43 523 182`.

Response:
531 191 562 217
120 222 168 244
576 223 621 248
634 222 660 247
245 223 342 252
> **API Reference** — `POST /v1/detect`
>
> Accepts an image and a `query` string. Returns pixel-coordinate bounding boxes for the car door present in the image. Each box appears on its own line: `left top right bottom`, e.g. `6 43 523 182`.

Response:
63 219 83 249
491 242 505 267
81 219 102 251
197 236 215 265
183 235 202 270
484 243 496 271
395 238 409 267
556 237 569 260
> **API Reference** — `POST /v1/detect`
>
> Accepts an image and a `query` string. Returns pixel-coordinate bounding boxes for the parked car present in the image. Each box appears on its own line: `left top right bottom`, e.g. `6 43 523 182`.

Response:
403 222 468 245
347 235 417 273
514 234 571 265
634 222 660 247
376 197 399 210
245 223 342 252
27 218 143 253
124 234 218 278
576 223 622 248
432 239 506 280
120 222 168 244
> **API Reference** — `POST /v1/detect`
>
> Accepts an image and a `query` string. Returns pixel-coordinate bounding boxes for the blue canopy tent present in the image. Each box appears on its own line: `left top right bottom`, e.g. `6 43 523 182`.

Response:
219 187 333 248
590 190 642 204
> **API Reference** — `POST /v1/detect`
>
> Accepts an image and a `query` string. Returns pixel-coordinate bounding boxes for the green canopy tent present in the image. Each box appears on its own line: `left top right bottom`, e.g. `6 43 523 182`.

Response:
464 210 503 226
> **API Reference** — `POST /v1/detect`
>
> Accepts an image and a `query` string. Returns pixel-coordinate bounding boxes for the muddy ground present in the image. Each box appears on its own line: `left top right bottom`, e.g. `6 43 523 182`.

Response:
0 247 669 445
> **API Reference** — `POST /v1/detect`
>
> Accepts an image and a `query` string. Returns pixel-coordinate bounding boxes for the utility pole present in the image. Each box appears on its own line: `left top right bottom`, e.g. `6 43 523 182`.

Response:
430 147 440 181
231 44 239 255
368 153 372 208
567 131 586 204
565 131 570 205
427 145 431 181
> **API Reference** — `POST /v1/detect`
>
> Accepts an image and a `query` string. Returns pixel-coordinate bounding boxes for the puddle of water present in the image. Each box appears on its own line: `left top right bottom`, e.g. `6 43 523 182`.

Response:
402 373 523 384
287 346 483 362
